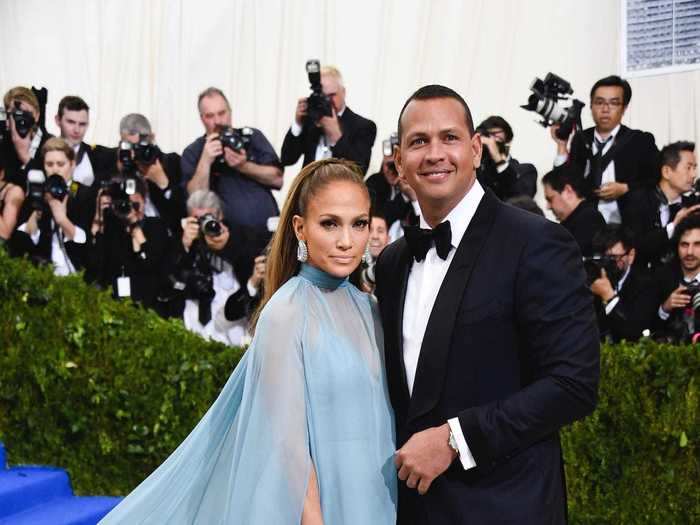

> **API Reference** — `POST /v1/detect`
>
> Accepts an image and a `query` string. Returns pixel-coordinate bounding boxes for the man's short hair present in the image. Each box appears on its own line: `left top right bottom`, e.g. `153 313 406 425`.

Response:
477 115 513 143
542 163 585 197
592 224 635 254
197 87 231 113
673 212 700 249
321 65 344 87
397 84 475 140
3 86 39 114
660 141 695 170
590 75 632 107
57 96 89 118
187 190 223 213
41 137 76 162
119 113 152 136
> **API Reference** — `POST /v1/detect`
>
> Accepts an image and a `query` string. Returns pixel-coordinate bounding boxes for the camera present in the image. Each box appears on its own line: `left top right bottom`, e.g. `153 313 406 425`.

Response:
305 59 333 125
9 101 36 139
198 213 223 237
582 254 620 288
103 175 139 220
475 124 509 168
361 260 376 289
118 140 138 174
25 170 69 210
382 132 399 173
214 126 254 169
133 134 160 165
521 72 585 141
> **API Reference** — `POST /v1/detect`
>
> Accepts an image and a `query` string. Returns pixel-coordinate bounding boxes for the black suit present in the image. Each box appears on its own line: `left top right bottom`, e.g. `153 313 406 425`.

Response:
561 200 606 257
478 157 538 200
365 172 414 226
280 107 376 174
375 189 599 524
567 125 659 221
76 142 117 187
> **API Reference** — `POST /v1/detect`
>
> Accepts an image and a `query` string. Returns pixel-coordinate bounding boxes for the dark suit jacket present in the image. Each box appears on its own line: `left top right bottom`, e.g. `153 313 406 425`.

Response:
561 200 606 257
280 107 376 174
77 142 117 187
375 189 600 524
568 125 659 220
478 157 538 200
365 172 414 226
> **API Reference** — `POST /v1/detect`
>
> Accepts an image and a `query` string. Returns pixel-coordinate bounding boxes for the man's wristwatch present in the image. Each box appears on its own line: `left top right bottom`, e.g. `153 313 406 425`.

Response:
448 430 460 457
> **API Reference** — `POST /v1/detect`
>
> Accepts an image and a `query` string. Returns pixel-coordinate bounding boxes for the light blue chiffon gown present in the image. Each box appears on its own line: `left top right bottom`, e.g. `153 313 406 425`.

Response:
99 263 397 524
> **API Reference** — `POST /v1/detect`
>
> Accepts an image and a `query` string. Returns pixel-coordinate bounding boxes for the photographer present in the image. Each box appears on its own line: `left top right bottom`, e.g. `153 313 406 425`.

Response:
552 75 659 224
181 87 282 233
12 138 93 274
86 175 169 311
116 113 186 235
542 164 605 257
589 225 657 342
281 64 376 174
359 212 390 294
171 190 265 345
365 133 420 227
1 87 52 188
0 154 25 244
624 141 699 271
54 95 114 187
654 213 700 342
476 116 537 200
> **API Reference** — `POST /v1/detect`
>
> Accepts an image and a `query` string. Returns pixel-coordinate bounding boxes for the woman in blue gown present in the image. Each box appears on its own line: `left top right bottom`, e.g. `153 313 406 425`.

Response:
100 159 397 524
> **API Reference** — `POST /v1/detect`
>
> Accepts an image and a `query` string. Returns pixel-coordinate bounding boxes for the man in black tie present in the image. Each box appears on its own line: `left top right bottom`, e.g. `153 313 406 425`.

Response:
551 75 659 224
280 65 376 175
374 84 599 524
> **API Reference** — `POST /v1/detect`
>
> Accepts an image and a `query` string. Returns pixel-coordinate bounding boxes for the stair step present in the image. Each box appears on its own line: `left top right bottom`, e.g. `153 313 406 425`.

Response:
0 496 121 525
0 467 72 519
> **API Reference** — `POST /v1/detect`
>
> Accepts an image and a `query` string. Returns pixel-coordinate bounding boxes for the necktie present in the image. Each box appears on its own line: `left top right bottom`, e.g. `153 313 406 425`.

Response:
590 136 613 190
404 221 452 262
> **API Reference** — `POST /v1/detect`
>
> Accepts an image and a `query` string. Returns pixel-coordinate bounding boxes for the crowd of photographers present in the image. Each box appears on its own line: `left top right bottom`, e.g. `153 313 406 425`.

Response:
0 65 698 345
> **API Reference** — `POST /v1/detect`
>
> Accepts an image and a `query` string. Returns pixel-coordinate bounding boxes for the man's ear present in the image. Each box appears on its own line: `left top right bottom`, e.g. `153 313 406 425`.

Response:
471 132 483 169
394 146 403 177
292 215 305 241
54 114 61 129
660 165 671 182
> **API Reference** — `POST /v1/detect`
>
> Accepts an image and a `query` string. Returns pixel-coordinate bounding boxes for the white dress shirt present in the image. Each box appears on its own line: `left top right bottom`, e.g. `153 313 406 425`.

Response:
554 124 622 223
402 180 484 470
72 143 95 187
289 107 345 161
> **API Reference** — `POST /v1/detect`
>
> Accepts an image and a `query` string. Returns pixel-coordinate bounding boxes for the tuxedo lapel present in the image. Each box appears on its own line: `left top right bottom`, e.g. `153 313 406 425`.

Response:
407 191 499 424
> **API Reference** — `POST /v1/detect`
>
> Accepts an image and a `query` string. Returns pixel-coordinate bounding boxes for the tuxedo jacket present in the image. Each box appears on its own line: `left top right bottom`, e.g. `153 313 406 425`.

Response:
560 200 606 257
365 172 415 226
280 107 376 174
568 125 659 218
478 157 538 201
78 142 117 187
375 189 600 524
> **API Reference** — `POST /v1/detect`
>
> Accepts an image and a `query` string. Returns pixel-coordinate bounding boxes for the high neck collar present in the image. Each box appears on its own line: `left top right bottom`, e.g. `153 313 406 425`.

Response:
299 263 348 290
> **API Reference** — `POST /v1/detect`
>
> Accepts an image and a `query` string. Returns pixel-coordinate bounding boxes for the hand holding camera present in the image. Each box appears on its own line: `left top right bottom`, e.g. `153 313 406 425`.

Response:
480 134 508 165
318 107 342 144
590 268 616 302
595 181 629 201
662 285 692 313
9 112 33 165
673 204 700 226
201 133 224 168
294 97 308 126
223 146 247 170
142 158 169 189
181 213 228 252
248 254 267 290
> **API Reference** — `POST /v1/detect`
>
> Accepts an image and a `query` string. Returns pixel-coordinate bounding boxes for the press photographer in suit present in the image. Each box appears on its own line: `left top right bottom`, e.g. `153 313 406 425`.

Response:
280 64 376 174
375 85 599 524
552 75 659 224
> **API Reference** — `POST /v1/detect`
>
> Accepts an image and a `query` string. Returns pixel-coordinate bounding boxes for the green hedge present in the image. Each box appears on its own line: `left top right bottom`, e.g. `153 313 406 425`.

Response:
0 250 697 523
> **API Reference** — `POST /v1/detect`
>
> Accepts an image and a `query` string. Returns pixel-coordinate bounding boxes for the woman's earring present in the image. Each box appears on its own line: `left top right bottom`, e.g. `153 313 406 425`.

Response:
297 239 308 262
362 244 372 265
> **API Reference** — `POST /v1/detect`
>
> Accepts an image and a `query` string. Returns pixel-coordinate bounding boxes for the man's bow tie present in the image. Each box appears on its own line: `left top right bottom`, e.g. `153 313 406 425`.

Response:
404 221 452 262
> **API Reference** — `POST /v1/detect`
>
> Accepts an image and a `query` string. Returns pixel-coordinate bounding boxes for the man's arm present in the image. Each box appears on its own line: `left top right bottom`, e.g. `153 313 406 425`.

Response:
331 118 377 175
458 220 600 467
237 161 283 189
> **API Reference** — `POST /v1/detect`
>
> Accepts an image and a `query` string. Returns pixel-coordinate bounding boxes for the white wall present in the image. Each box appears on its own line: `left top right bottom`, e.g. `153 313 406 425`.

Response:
1 0 698 205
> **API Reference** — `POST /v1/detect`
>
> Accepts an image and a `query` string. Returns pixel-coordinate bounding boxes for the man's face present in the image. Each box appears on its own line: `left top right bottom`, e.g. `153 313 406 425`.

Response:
56 109 89 147
678 228 700 274
396 97 480 218
606 241 634 274
129 193 146 221
664 151 698 195
321 74 346 114
543 183 573 222
590 86 626 134
199 95 232 134
368 216 389 258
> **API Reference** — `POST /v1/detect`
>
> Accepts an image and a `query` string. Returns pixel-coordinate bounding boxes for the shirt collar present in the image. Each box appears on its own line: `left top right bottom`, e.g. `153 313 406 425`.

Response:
594 124 621 144
418 179 485 249
616 265 632 291
684 270 700 284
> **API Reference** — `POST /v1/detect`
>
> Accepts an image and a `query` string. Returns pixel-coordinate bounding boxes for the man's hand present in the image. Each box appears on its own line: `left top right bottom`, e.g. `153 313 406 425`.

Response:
295 97 308 126
10 117 32 165
595 182 628 201
204 223 230 252
248 254 267 290
200 133 224 168
590 269 616 301
481 135 507 165
662 285 691 313
224 147 247 170
181 217 200 251
26 209 41 237
318 107 342 145
395 423 456 495
45 193 69 223
142 159 169 189
397 176 417 202
673 204 700 226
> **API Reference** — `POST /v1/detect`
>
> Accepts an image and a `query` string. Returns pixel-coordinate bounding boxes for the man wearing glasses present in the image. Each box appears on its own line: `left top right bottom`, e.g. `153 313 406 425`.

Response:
551 75 659 225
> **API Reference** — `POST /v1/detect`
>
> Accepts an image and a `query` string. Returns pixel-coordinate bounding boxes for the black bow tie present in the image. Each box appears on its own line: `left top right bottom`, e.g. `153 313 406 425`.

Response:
404 221 452 262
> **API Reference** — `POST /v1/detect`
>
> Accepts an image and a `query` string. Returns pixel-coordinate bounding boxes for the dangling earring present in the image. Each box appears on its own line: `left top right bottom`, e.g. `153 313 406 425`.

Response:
362 244 372 264
297 239 308 262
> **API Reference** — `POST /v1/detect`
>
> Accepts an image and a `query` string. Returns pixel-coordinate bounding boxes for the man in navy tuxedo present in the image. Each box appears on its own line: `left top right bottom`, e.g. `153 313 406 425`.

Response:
374 85 600 524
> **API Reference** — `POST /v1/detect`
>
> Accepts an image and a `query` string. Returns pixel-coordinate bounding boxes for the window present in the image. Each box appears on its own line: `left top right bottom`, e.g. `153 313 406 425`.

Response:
623 0 700 76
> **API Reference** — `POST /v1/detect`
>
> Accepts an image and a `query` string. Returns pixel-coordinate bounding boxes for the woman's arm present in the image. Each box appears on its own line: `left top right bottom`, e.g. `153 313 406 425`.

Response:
301 462 323 525
0 185 24 240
